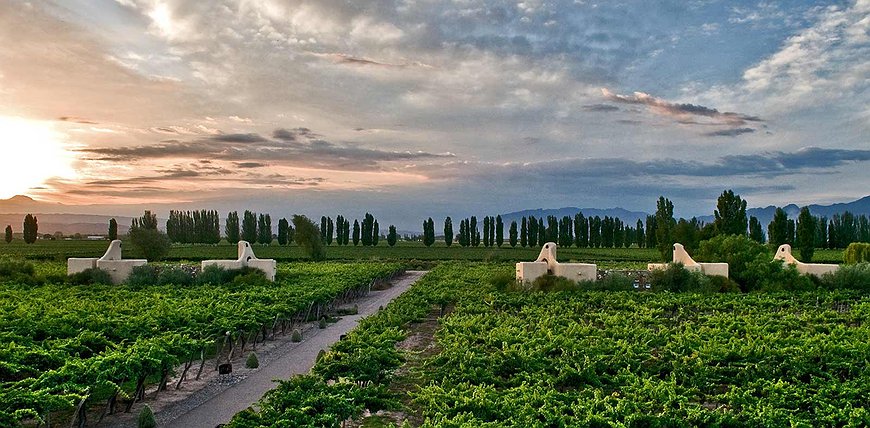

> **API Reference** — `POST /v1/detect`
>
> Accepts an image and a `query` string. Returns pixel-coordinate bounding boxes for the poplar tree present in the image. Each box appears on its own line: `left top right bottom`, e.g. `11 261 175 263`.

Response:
654 197 675 261
4 225 12 243
278 218 290 245
423 218 435 247
496 215 504 247
520 217 528 247
748 216 765 243
372 220 380 246
108 218 118 240
713 190 748 236
327 217 334 245
509 220 518 247
444 217 454 247
816 216 828 249
528 216 537 247
352 220 360 246
387 225 397 247
242 211 258 243
321 216 328 242
636 219 645 248
23 214 38 244
226 211 240 244
482 216 490 247
257 214 272 244
796 207 816 261
470 216 479 247
538 218 546 246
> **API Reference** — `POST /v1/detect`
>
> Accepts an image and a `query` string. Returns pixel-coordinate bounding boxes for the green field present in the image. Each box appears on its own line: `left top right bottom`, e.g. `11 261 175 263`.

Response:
229 263 870 427
0 239 847 268
0 262 402 426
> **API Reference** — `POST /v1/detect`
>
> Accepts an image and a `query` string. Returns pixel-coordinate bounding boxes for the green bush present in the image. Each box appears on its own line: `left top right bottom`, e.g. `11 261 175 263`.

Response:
582 273 634 291
137 404 156 428
819 263 870 291
844 243 870 264
246 352 260 369
198 265 230 285
489 271 519 292
232 269 269 287
291 330 302 342
649 263 715 293
696 234 769 291
531 274 579 292
68 268 113 285
747 258 816 292
319 318 327 329
707 275 742 293
157 267 194 286
129 227 171 262
198 265 268 286
127 265 158 287
0 258 40 285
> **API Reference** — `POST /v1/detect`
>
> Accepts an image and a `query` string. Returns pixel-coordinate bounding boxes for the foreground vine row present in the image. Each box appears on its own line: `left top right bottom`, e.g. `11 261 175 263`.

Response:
0 262 402 426
228 262 870 427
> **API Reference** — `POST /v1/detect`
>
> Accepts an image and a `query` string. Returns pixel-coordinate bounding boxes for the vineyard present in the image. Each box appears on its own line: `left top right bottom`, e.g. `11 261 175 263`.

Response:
0 261 402 426
227 263 870 427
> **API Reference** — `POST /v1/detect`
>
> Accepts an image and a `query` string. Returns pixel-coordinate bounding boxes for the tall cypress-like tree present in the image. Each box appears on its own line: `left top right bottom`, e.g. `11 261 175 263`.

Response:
796 207 816 261
372 220 379 246
482 216 490 247
654 197 675 261
257 214 272 244
470 216 479 247
509 220 518 247
645 215 657 249
278 218 290 245
423 218 435 247
713 190 748 236
335 215 345 246
786 219 795 246
444 217 454 247
352 220 360 246
574 213 585 248
768 208 789 247
748 216 765 243
226 211 240 244
242 211 258 243
520 217 528 248
5 225 12 243
496 215 504 247
387 225 397 247
327 217 334 245
538 218 546 246
636 219 645 248
816 216 828 249
321 216 328 243
23 214 38 244
108 218 118 241
458 219 467 247
528 216 537 247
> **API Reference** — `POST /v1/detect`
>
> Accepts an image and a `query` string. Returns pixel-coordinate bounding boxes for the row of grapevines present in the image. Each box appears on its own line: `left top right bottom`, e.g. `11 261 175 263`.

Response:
0 261 402 426
228 262 870 427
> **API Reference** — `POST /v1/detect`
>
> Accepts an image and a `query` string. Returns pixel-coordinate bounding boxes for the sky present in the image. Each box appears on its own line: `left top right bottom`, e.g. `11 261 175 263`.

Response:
0 0 868 229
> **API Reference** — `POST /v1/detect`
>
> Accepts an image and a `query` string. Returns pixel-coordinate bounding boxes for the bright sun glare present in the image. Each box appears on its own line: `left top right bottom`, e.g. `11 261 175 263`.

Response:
0 116 75 199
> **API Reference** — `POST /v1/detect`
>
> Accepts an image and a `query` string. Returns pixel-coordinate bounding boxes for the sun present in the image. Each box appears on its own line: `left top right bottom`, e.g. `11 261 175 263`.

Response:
0 116 75 199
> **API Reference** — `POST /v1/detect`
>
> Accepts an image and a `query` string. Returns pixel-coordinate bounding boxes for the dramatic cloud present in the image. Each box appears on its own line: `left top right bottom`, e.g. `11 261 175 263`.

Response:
602 88 762 127
706 128 756 137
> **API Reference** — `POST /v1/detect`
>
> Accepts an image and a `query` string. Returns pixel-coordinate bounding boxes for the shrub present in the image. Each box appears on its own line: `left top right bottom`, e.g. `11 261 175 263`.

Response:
649 263 715 293
819 263 870 291
489 272 519 292
198 265 231 285
68 268 113 285
531 274 579 292
707 275 742 293
246 353 260 369
291 330 302 342
319 318 327 329
157 267 195 286
129 227 171 262
0 258 40 285
844 243 870 264
127 265 158 287
232 269 269 287
696 234 769 291
582 273 634 291
746 258 815 292
137 404 156 428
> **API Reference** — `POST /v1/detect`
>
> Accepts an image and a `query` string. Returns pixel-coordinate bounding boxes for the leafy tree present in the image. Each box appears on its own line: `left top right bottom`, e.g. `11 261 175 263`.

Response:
387 225 397 247
636 219 645 248
277 218 290 245
444 217 453 247
352 220 360 246
748 216 765 243
645 215 657 249
816 216 828 249
129 212 170 261
796 207 816 261
786 219 795 245
326 217 334 245
321 216 328 243
496 215 504 247
4 225 11 243
713 190 748 236
257 213 272 244
482 216 490 247
576 213 589 248
423 217 435 247
23 214 38 244
509 220 518 248
538 218 546 246
470 216 479 247
108 218 118 240
768 208 789 247
458 219 467 247
242 210 258 243
520 217 528 247
372 220 379 246
225 211 241 244
292 215 325 260
654 197 675 261
673 217 701 253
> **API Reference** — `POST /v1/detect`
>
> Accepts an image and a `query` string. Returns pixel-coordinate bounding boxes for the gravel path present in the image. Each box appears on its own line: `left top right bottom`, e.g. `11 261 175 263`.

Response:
155 271 426 428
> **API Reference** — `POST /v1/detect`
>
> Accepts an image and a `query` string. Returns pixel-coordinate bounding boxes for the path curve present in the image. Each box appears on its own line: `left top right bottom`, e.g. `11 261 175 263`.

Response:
159 270 426 428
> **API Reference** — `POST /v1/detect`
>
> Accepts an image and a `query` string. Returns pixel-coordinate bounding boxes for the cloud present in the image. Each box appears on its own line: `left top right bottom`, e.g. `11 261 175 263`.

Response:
583 104 620 112
234 162 267 169
79 127 455 171
602 88 762 127
705 127 756 137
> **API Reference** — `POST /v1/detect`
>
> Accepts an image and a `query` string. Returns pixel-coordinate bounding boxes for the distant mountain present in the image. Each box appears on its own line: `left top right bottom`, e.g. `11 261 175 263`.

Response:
501 207 650 225
0 196 135 236
698 195 870 227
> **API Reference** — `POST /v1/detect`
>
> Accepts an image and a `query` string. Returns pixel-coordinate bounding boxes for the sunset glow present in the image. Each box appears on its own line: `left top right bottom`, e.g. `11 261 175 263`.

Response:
0 116 75 199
